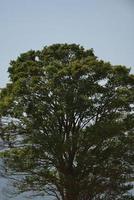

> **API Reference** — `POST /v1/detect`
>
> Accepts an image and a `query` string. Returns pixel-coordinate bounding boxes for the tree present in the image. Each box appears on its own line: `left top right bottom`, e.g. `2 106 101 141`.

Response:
0 44 134 200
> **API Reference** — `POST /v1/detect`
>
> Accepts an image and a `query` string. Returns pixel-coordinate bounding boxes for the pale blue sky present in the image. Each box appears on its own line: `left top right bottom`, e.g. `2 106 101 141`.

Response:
0 0 134 87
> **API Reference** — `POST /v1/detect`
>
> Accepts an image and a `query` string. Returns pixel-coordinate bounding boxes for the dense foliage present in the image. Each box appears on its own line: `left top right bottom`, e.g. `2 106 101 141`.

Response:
0 44 134 200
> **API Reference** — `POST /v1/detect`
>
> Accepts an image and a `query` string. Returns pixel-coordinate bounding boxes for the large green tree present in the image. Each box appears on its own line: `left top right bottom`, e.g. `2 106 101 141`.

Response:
0 44 134 200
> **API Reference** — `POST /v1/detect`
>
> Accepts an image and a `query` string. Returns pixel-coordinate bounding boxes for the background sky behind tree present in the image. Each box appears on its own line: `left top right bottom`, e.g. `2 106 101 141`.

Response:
0 0 134 87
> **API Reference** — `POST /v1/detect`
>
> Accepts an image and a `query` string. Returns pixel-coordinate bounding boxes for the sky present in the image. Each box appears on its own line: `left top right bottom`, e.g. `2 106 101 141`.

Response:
0 0 134 87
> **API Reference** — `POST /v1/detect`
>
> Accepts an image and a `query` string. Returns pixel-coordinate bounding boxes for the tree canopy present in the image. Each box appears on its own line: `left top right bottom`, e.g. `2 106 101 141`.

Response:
0 44 134 200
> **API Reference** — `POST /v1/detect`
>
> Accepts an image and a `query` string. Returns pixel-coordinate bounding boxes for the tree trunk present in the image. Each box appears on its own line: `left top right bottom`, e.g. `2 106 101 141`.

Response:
64 179 79 200
64 192 78 200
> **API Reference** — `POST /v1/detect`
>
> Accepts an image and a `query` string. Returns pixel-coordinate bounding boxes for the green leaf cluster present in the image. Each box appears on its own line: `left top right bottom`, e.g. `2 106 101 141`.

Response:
0 44 134 200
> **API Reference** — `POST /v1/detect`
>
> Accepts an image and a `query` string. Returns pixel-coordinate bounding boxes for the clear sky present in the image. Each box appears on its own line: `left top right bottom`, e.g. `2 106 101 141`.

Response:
0 0 134 87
